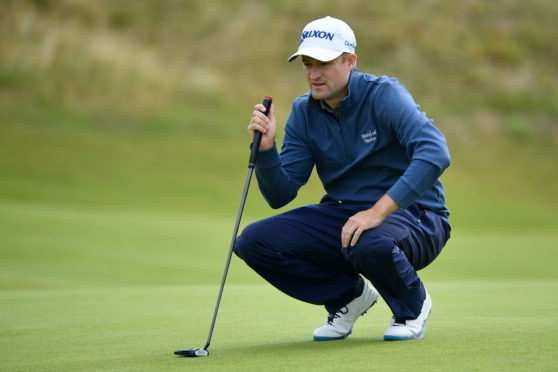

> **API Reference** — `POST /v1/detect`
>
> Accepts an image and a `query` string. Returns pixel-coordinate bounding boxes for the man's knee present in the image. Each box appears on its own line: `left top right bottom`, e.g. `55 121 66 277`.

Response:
234 222 260 260
234 219 275 262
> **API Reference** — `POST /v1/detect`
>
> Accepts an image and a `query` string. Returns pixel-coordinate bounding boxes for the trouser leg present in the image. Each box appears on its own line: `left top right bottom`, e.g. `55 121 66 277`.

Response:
235 201 450 320
234 203 362 311
342 203 451 321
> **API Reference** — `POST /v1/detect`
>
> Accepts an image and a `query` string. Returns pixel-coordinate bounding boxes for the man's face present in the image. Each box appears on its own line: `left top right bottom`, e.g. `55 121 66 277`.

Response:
301 54 357 109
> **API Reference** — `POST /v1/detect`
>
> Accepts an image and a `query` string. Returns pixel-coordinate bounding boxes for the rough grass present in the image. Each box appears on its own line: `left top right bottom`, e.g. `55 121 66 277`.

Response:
2 0 558 138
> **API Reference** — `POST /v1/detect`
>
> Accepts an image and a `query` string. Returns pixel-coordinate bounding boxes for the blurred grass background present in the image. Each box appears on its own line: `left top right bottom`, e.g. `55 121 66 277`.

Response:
1 0 557 288
1 1 558 370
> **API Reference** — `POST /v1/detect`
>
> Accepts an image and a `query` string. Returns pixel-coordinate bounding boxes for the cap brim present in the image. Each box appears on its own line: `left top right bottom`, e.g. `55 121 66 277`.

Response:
288 47 343 63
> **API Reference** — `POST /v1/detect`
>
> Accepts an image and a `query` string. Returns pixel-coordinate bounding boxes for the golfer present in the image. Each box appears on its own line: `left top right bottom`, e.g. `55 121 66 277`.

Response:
235 16 451 341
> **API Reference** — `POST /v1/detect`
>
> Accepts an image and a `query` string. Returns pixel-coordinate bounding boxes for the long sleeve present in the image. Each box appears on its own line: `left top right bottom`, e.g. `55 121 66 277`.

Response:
376 82 451 209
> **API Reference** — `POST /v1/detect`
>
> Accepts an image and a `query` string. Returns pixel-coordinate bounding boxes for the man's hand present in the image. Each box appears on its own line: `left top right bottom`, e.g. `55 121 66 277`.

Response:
341 194 400 248
248 103 277 151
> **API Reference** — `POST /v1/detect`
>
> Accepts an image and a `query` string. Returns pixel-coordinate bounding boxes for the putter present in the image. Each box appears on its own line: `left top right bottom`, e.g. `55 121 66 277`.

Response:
175 96 272 358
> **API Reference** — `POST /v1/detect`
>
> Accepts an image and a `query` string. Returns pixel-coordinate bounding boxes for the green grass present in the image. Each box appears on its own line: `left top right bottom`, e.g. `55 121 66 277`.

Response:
1 0 558 370
2 282 557 371
2 199 557 289
1 200 557 371
1 103 557 369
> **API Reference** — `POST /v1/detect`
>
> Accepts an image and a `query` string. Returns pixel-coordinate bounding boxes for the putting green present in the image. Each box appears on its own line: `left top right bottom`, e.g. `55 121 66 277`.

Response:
1 282 557 371
1 200 557 370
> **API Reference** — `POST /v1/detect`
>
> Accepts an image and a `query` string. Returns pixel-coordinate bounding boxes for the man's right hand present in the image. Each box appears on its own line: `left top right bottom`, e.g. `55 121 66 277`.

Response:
248 103 276 151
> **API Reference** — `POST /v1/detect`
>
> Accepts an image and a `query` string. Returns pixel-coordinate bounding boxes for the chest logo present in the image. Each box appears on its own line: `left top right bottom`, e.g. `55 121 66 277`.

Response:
361 130 377 144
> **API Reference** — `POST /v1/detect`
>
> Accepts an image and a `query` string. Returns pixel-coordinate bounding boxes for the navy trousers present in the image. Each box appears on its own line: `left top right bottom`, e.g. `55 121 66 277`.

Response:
234 197 451 321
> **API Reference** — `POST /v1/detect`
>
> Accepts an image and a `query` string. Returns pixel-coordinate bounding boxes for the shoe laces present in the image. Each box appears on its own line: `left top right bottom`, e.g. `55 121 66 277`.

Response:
327 306 348 325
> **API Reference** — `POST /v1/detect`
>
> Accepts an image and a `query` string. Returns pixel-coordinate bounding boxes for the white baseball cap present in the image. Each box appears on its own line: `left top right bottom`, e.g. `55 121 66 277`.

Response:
288 16 356 62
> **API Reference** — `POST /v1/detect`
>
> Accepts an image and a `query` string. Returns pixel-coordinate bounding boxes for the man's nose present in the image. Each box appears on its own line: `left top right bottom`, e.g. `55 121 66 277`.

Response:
310 66 321 79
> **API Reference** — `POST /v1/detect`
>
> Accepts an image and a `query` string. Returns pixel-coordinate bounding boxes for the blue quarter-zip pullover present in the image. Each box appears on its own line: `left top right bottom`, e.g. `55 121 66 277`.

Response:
254 69 451 218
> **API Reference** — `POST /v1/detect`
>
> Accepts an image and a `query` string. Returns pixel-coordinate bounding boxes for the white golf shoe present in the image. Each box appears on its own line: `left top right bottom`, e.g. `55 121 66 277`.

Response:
313 281 379 341
383 289 432 341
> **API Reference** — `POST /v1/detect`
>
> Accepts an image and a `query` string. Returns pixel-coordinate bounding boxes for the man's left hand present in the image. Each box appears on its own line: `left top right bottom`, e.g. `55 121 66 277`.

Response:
341 194 400 248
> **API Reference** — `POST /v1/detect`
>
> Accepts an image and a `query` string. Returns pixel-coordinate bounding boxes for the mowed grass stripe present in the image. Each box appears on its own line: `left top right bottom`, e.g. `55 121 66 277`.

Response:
1 199 557 290
0 199 264 289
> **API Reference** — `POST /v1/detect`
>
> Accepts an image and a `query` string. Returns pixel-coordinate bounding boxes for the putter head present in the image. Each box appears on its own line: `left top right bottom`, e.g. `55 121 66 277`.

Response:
174 348 209 357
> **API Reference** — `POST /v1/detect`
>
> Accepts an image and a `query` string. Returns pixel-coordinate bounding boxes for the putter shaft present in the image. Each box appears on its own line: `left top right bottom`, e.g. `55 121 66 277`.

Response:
175 97 272 357
203 165 255 351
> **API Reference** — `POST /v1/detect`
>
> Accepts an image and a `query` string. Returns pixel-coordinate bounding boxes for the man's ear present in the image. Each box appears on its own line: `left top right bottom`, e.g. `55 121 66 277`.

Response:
348 53 357 69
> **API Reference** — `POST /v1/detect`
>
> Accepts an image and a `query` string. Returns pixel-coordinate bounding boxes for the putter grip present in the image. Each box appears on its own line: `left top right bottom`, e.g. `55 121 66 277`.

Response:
248 96 272 168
